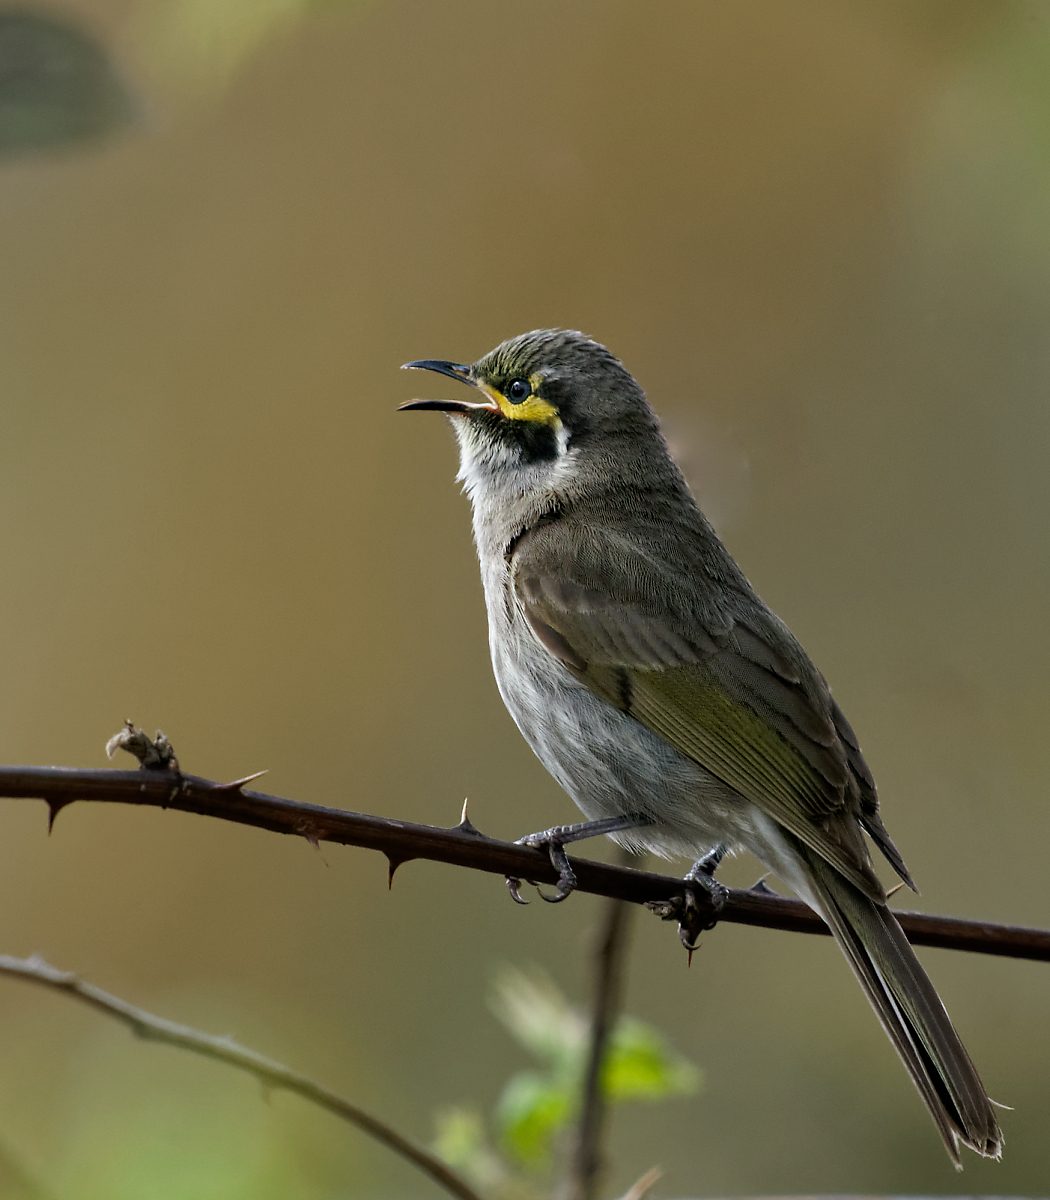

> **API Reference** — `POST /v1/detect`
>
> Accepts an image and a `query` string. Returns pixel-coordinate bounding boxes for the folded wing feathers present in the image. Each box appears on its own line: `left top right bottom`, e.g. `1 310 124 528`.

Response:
513 547 899 894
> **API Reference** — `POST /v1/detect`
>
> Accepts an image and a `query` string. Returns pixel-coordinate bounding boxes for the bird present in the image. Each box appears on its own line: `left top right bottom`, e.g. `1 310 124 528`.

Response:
399 328 1002 1165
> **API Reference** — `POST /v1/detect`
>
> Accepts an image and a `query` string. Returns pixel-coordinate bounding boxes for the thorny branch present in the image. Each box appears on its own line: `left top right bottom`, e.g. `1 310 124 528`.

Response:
0 955 483 1200
0 762 1048 961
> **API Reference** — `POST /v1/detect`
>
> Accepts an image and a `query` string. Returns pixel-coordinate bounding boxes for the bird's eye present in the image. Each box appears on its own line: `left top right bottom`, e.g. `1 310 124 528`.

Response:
506 378 531 404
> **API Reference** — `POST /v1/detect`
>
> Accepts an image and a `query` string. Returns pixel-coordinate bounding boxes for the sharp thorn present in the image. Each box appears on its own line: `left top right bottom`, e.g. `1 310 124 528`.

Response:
886 881 907 900
749 875 778 896
46 798 72 834
455 797 481 836
220 769 268 793
387 854 409 889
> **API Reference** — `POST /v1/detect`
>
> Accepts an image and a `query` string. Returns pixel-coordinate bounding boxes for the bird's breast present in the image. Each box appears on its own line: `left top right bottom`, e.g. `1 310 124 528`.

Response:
479 565 749 859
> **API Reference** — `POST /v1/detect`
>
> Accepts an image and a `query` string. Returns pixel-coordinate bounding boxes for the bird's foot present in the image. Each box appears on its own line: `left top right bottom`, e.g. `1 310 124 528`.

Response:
678 847 729 952
507 828 577 904
646 844 728 957
505 814 650 905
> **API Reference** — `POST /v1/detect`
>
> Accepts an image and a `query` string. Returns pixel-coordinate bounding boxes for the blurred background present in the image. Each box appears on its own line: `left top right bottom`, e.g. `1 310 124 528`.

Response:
1 1 1048 1196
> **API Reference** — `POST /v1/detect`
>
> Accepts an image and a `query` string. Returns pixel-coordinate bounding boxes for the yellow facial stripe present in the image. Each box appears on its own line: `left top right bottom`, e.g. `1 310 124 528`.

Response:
477 376 561 426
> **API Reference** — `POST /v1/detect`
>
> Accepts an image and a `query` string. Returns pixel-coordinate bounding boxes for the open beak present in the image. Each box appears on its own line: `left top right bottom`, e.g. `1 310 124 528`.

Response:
399 359 499 414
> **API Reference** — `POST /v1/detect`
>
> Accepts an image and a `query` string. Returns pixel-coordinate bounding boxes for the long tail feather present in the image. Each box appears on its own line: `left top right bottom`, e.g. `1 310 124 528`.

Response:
801 849 1002 1166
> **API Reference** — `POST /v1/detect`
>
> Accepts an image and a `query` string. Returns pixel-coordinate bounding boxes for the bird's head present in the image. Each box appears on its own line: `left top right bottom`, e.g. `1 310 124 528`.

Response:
400 329 661 491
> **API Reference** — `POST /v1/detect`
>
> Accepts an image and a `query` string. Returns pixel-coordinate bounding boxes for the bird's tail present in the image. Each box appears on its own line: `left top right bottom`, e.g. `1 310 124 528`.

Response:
800 850 1003 1166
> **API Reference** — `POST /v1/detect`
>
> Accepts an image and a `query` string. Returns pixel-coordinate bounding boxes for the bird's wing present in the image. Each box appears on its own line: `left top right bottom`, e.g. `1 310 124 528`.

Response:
511 521 887 898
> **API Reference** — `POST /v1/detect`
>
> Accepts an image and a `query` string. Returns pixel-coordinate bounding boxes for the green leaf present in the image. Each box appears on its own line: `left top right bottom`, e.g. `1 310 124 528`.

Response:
432 1108 489 1170
432 1107 513 1195
462 965 701 1186
603 1017 701 1101
495 1071 572 1168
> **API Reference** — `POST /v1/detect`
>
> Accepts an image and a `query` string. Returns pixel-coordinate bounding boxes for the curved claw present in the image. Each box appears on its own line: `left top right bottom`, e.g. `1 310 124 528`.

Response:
506 876 530 905
675 864 729 957
540 840 578 902
536 878 575 903
507 827 581 905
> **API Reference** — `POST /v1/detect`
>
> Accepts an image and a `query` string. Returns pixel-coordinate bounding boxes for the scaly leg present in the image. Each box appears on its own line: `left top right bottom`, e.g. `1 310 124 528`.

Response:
506 813 651 904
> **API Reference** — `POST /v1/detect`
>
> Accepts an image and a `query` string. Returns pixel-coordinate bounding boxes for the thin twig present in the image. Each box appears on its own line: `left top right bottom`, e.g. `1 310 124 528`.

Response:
1 765 1048 961
0 955 482 1200
617 1166 663 1200
560 850 636 1200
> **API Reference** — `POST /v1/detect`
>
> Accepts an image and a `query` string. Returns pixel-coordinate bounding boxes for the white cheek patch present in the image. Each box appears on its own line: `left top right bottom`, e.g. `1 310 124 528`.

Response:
454 421 523 496
453 415 576 505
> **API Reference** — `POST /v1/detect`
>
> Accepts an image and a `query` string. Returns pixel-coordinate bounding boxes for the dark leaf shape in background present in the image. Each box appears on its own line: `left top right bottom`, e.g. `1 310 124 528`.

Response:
0 7 134 156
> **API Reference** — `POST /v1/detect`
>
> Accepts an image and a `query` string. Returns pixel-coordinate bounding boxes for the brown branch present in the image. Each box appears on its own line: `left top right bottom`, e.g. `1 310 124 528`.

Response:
0 954 482 1200
560 851 636 1200
1 764 1048 961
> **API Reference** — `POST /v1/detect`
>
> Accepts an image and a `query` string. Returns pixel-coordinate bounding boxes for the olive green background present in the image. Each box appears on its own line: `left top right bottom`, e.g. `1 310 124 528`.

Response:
1 1 1048 1196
